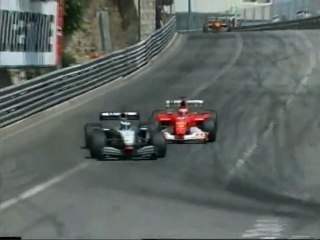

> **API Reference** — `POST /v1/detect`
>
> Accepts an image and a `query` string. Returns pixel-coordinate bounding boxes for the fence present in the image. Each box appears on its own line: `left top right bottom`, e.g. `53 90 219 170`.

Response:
2 10 320 128
234 0 320 21
233 15 320 31
0 17 176 128
271 0 320 21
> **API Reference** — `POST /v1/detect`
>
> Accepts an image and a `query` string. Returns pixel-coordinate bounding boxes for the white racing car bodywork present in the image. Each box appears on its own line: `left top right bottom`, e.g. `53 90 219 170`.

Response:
166 99 204 107
162 127 208 142
97 111 158 159
102 146 155 157
118 129 136 145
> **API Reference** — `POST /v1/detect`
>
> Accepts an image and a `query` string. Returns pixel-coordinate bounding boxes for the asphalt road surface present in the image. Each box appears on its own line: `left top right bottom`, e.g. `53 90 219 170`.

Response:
1 30 320 239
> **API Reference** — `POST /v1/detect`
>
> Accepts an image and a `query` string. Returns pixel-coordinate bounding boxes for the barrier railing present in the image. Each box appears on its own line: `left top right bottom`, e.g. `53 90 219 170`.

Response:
0 17 176 128
1 14 319 128
233 15 320 31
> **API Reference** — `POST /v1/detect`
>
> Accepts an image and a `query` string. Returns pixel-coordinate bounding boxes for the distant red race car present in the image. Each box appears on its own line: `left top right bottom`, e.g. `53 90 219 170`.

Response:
150 98 218 143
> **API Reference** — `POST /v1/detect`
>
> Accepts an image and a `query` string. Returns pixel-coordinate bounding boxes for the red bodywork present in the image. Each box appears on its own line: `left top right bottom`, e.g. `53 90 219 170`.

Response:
203 17 230 33
207 19 227 30
152 101 213 142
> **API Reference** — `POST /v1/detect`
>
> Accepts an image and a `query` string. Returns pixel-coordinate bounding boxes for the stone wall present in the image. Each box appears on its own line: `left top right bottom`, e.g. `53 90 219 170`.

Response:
59 0 141 63
64 0 116 63
139 0 156 40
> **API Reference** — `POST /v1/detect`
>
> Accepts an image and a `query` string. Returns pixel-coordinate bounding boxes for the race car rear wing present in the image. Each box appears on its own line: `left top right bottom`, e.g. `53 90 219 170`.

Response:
166 100 204 107
99 112 140 120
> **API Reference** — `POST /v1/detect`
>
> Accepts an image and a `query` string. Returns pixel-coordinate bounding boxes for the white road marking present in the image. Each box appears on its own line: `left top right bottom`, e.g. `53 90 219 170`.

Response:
242 217 286 239
289 236 313 239
225 75 309 186
239 33 317 240
286 76 308 109
0 162 90 212
263 121 274 138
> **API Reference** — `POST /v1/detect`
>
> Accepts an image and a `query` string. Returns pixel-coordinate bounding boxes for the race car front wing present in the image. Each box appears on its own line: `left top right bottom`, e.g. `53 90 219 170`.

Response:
162 131 209 143
101 145 156 159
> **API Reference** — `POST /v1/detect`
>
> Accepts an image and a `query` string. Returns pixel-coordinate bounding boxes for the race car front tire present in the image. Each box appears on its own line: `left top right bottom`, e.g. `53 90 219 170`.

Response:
202 115 217 142
151 132 167 158
84 123 102 148
89 129 106 159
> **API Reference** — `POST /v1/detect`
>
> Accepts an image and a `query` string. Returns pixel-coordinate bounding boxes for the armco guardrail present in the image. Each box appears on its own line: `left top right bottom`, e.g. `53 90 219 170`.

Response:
0 17 176 128
233 15 320 31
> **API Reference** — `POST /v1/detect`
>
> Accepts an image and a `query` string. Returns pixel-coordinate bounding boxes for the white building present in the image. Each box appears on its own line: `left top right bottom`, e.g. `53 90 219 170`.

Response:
175 0 273 13
174 0 275 20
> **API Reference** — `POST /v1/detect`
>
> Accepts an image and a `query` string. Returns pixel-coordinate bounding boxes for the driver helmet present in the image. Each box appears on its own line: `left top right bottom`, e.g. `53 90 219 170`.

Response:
178 108 188 116
120 113 131 130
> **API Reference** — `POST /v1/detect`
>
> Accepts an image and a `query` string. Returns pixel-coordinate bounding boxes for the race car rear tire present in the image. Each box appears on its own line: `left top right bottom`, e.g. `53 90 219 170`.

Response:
89 129 106 159
151 132 166 158
84 123 102 148
202 115 217 142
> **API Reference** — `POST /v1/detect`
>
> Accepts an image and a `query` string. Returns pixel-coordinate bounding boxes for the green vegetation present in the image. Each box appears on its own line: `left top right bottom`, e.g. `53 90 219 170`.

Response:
62 0 84 68
61 52 77 68
63 0 84 35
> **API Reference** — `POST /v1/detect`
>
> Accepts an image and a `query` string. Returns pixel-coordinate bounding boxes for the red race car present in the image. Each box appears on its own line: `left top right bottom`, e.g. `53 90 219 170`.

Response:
150 98 218 143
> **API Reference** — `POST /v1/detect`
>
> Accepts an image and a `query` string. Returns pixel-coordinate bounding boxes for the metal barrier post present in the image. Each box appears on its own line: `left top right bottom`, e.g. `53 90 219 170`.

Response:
187 0 192 30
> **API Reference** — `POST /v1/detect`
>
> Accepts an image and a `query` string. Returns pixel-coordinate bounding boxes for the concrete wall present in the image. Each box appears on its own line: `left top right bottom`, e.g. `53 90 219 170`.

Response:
175 0 320 20
241 5 272 20
272 0 320 20
175 0 242 13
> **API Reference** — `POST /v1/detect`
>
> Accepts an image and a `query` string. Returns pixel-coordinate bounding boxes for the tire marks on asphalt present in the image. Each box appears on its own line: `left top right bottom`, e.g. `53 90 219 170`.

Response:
224 31 316 189
190 33 243 98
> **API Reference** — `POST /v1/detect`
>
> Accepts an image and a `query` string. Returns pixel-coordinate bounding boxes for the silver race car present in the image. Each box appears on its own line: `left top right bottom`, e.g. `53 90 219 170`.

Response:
84 112 166 160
